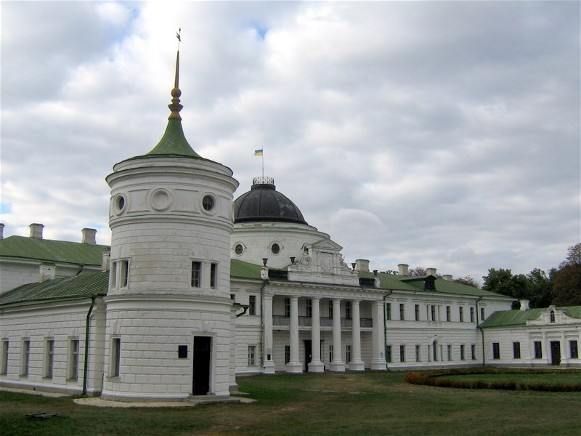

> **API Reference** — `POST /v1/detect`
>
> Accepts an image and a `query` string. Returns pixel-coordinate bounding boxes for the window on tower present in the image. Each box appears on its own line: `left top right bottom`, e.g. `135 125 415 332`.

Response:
191 261 202 288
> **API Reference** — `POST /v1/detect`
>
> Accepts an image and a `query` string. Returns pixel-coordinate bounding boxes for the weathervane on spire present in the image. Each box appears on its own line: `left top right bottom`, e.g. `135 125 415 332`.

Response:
168 28 183 120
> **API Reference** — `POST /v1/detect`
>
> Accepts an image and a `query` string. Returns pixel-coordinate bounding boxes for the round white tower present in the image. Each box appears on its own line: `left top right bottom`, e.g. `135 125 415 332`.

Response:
101 48 239 401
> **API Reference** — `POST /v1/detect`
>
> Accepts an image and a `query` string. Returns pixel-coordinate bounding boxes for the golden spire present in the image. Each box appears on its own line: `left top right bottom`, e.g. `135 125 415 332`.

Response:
168 28 183 120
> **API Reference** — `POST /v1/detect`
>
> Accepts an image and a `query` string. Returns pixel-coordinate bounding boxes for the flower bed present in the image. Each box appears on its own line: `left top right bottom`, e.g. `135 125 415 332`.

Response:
404 367 581 392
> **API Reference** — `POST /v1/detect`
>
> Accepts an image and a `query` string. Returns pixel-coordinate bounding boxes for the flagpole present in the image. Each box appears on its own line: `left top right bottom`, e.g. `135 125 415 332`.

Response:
262 152 264 178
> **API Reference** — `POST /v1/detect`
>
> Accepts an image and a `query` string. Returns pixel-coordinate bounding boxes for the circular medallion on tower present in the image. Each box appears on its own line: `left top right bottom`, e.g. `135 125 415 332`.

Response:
149 188 174 211
271 242 281 255
233 177 308 225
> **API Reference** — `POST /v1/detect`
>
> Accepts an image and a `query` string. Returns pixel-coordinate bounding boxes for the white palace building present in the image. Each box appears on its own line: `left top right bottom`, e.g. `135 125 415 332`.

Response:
1 53 579 401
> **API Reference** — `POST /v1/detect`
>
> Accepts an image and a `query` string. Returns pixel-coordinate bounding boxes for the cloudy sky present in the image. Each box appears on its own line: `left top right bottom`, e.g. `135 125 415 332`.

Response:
1 1 579 283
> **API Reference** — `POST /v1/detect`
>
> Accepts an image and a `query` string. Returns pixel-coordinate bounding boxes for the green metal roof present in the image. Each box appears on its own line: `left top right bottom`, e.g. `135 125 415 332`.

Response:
480 306 581 328
399 276 514 299
358 271 419 291
230 259 262 280
145 118 201 158
0 271 109 306
0 236 109 266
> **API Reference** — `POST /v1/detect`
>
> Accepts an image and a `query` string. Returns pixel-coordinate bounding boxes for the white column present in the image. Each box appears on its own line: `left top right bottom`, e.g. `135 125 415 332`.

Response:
262 294 275 374
349 300 365 371
308 297 324 372
371 300 387 370
287 296 302 373
329 298 345 372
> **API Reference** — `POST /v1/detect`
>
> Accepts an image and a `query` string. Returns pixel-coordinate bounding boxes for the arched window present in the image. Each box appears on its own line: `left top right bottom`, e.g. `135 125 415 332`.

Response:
550 310 556 323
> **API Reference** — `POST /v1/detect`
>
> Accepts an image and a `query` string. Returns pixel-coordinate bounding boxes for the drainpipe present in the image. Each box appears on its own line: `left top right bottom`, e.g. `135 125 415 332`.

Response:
475 296 485 368
82 295 96 396
383 290 393 370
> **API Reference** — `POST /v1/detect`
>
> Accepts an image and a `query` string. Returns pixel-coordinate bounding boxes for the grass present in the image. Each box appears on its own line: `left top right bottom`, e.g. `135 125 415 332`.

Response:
1 371 580 435
442 372 581 385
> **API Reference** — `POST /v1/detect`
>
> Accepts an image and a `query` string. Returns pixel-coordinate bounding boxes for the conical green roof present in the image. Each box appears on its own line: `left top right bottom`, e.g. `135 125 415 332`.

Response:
146 118 200 158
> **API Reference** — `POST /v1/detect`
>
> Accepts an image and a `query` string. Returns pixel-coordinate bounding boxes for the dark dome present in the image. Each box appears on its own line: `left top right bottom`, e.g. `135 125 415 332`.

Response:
234 177 308 225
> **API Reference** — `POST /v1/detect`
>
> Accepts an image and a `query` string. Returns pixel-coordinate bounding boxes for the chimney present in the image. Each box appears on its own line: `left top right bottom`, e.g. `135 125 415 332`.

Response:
30 223 44 239
398 263 409 276
40 263 56 282
426 267 437 277
82 228 97 245
102 251 111 271
0 223 4 240
355 259 370 272
519 299 530 311
442 274 453 281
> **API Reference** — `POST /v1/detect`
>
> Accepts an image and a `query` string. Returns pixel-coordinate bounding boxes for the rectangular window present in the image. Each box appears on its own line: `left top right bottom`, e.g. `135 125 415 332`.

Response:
210 263 217 289
470 307 475 323
447 344 452 361
415 345 421 362
492 342 500 360
570 340 578 359
328 301 333 319
446 306 451 322
21 339 30 376
471 344 476 360
346 345 352 363
414 304 420 321
248 345 256 366
44 339 54 378
284 297 291 317
534 341 542 359
386 345 392 363
69 339 80 380
399 303 405 321
120 260 129 288
111 337 121 377
431 305 436 321
329 345 334 362
110 261 118 288
480 307 485 321
248 295 256 316
460 344 465 361
306 299 312 318
513 342 521 359
459 307 464 322
284 345 290 364
345 301 352 320
1 340 8 375
385 303 391 320
191 261 202 288
399 345 405 362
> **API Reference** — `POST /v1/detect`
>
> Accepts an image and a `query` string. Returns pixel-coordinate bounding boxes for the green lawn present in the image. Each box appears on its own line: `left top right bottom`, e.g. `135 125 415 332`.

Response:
1 371 580 435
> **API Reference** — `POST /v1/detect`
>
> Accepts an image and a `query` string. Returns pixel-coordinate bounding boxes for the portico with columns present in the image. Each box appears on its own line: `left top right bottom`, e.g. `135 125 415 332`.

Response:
260 286 387 373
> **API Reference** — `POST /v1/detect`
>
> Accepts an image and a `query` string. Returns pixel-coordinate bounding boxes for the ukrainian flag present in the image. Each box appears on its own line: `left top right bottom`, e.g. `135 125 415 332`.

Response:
254 148 264 156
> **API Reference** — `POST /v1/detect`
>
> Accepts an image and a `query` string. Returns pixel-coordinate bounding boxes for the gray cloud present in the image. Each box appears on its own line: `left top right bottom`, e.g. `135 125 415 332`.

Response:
1 1 579 281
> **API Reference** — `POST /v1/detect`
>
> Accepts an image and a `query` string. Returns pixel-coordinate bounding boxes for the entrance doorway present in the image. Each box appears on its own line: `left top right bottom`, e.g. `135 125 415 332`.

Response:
193 336 212 395
550 341 561 366
304 340 312 371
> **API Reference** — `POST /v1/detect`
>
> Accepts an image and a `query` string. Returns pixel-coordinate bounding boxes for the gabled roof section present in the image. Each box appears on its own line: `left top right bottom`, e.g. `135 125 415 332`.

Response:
231 259 262 280
480 306 581 328
0 271 109 306
0 236 108 266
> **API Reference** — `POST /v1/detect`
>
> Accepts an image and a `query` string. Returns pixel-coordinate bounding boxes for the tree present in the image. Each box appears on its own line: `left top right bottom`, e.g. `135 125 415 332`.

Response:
525 268 553 308
552 244 581 306
454 276 480 288
408 267 426 277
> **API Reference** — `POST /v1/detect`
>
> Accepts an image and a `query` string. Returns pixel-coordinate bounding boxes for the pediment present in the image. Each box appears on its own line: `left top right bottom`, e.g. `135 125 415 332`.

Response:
311 238 343 252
